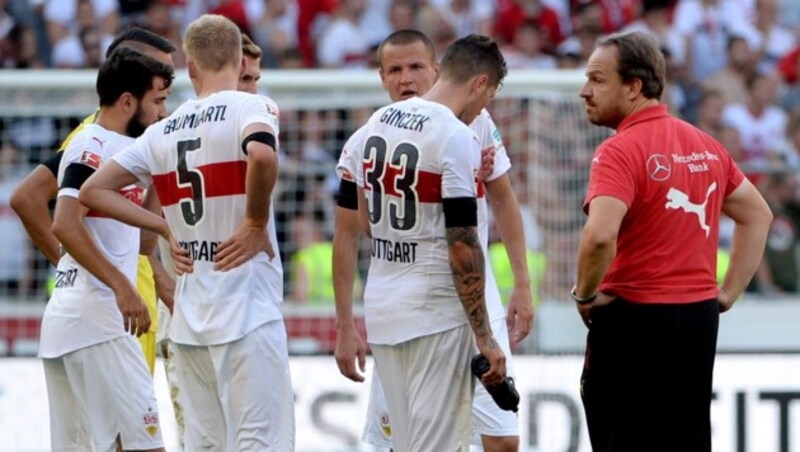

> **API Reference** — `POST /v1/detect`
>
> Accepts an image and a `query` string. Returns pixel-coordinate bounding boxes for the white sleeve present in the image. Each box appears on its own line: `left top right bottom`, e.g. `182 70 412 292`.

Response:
240 95 280 138
58 134 104 199
477 112 512 182
441 127 480 199
671 1 700 36
337 127 365 181
113 132 156 187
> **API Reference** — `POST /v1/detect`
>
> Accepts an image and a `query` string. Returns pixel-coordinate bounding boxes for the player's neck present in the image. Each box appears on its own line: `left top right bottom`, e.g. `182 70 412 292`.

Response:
191 69 240 99
422 83 471 124
94 108 129 136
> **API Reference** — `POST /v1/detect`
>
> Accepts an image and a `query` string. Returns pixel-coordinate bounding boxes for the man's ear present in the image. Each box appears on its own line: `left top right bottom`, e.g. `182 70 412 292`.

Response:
119 92 137 115
471 73 489 96
627 78 643 101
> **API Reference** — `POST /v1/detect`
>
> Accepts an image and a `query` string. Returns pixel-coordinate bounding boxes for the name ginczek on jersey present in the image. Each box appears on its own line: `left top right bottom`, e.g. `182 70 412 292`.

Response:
379 107 430 132
163 104 228 135
179 240 221 262
371 237 418 263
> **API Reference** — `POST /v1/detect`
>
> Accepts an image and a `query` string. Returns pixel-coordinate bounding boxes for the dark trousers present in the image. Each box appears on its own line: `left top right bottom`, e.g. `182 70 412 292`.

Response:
581 298 719 452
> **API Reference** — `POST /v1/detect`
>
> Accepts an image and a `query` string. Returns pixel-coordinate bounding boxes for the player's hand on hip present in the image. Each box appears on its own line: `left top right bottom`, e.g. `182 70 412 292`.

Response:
576 291 615 328
718 287 737 313
477 146 496 182
506 284 534 344
214 221 274 271
334 322 368 382
477 336 506 386
115 283 151 337
168 232 193 275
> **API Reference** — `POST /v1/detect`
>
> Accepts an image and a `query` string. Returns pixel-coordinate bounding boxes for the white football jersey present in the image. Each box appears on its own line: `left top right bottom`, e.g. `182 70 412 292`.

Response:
337 108 511 325
40 124 143 358
355 97 482 345
114 90 284 346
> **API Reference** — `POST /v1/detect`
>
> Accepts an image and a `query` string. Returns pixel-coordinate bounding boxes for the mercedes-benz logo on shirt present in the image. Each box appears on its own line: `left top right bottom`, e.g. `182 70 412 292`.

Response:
646 154 671 181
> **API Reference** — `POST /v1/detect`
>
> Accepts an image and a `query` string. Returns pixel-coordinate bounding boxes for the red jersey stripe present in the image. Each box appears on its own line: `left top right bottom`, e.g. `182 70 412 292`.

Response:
363 167 485 202
152 161 247 207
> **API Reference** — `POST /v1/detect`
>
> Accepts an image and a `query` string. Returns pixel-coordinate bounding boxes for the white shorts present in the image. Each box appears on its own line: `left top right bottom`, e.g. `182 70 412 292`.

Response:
43 336 164 452
363 316 518 448
370 324 475 452
173 320 295 451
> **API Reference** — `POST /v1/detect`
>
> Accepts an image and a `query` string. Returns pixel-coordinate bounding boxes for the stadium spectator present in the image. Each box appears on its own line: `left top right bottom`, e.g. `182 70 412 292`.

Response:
249 0 298 67
297 0 339 67
494 0 563 51
575 31 771 451
316 0 369 67
51 25 112 68
722 71 788 173
695 89 726 140
290 209 336 303
387 0 416 33
431 0 494 39
754 171 800 294
501 20 557 69
80 15 295 450
41 46 172 452
620 0 684 67
44 0 119 49
0 22 45 68
751 0 796 73
672 0 758 85
417 2 457 57
701 35 754 106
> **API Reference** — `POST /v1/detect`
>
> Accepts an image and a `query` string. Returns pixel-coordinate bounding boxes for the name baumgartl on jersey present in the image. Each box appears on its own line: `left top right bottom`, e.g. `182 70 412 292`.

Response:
163 104 228 135
54 268 78 289
379 107 431 133
179 240 221 263
371 237 418 263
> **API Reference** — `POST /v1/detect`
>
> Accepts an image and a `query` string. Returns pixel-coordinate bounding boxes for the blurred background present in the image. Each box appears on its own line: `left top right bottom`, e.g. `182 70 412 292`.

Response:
0 0 800 450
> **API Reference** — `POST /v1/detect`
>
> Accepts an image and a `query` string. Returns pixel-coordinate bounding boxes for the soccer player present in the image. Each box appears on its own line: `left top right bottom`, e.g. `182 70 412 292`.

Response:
334 30 529 451
575 31 772 451
344 34 508 451
239 33 262 94
40 47 173 452
10 27 178 374
79 14 294 450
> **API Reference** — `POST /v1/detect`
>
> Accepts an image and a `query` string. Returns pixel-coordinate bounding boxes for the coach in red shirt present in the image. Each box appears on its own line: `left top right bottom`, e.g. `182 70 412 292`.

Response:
573 31 772 452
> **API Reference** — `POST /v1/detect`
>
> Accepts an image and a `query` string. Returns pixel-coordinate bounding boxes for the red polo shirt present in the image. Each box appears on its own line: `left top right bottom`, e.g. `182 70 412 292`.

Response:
584 104 745 303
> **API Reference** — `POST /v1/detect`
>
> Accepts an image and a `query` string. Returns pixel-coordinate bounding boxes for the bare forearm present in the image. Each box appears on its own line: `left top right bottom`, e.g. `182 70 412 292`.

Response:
723 223 771 299
487 178 530 288
80 188 169 237
54 216 129 292
447 226 493 344
333 220 360 325
10 166 60 265
575 233 616 298
13 196 60 265
245 149 277 227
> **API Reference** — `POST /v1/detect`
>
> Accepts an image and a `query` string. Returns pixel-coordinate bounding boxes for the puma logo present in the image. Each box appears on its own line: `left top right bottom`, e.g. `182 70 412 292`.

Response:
665 183 717 237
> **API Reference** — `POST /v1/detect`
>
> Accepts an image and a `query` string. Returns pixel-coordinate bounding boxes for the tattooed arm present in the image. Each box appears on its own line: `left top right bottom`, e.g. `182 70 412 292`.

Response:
446 223 506 386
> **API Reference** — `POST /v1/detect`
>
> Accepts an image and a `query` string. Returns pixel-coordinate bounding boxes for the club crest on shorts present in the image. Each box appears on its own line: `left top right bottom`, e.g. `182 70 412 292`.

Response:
379 411 392 438
142 408 160 436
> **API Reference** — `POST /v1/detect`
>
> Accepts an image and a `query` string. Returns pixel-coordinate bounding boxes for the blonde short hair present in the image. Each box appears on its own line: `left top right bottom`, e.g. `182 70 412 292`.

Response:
242 33 262 59
183 14 242 71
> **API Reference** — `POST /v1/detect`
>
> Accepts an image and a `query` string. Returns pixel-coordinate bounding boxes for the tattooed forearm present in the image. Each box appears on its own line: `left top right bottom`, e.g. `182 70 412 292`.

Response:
447 225 494 346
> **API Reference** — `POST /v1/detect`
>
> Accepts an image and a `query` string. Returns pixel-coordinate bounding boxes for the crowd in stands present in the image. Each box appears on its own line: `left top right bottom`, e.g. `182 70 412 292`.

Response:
3 0 800 300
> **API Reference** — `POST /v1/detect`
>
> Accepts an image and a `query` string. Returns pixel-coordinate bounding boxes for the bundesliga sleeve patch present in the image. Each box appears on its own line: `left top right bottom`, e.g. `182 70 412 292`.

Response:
79 150 102 169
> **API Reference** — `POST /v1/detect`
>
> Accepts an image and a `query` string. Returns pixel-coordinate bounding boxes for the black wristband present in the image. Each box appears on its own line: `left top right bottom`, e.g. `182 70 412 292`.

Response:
571 287 597 305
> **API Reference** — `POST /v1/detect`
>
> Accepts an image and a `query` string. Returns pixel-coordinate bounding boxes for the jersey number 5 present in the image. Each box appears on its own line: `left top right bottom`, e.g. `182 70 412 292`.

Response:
362 135 419 231
176 138 204 226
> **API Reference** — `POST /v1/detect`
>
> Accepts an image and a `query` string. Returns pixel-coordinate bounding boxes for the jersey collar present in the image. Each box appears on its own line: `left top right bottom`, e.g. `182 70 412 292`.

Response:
616 104 669 133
